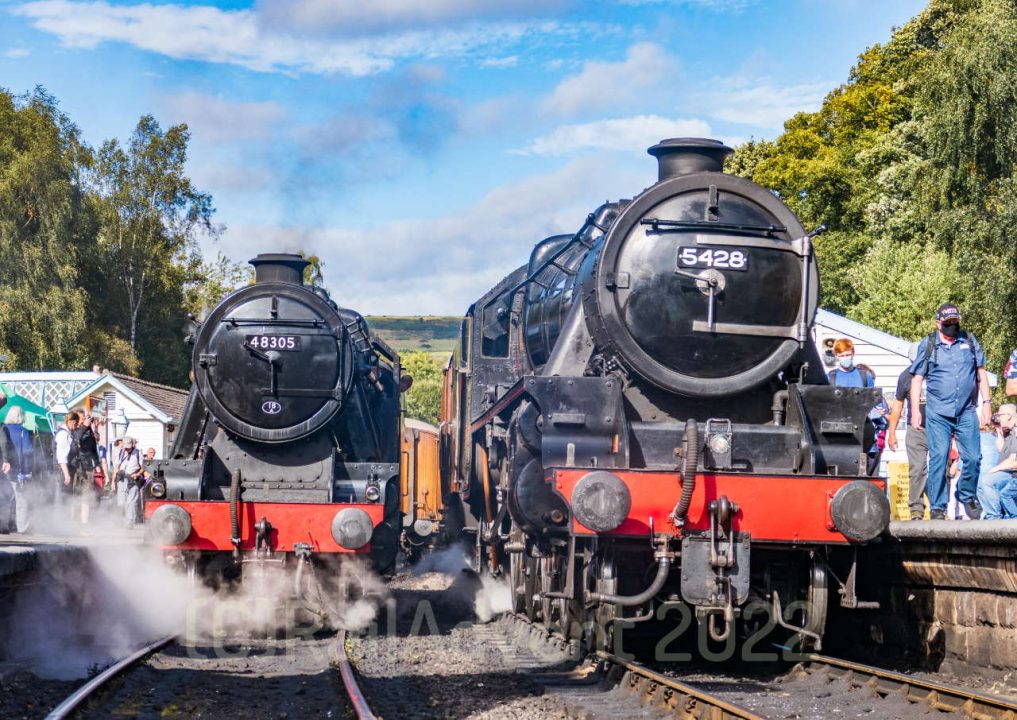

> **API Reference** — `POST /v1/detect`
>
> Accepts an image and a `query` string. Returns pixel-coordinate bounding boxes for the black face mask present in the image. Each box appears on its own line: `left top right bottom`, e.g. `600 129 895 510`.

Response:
942 323 960 338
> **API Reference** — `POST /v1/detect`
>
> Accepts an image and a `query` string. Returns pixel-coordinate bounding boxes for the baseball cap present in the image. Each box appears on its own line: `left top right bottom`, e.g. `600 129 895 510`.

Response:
936 303 961 322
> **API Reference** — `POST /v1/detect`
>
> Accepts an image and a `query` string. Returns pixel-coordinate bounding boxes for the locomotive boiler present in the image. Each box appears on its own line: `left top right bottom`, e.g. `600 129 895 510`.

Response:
144 253 407 593
440 138 891 650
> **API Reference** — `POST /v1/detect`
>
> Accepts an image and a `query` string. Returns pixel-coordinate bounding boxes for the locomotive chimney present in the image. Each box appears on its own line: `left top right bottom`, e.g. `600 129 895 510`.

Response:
648 138 734 181
249 253 311 285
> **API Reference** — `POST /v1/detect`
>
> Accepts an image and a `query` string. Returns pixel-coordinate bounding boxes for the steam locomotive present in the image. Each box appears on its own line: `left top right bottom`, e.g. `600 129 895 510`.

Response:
440 138 891 649
143 254 416 594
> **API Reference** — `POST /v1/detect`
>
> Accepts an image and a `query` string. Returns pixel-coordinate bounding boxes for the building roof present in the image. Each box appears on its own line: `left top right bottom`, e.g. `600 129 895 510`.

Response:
815 309 913 357
110 373 188 422
815 309 998 385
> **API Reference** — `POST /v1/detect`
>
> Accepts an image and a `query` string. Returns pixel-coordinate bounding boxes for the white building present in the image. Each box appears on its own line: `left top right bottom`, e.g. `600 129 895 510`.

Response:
0 370 187 458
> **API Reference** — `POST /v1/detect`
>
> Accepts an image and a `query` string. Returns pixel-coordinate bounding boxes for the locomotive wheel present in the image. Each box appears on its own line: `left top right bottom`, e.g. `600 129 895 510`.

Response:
591 552 618 650
803 559 829 648
509 544 526 614
523 556 537 620
538 556 553 627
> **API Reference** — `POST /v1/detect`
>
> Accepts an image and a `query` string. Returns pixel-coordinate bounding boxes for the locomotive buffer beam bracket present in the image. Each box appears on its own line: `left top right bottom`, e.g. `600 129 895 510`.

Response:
681 496 749 643
831 549 880 611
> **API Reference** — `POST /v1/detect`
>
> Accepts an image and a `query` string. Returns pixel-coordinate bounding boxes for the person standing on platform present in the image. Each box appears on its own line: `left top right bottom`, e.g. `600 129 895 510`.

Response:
54 411 81 520
117 437 144 527
828 338 889 473
3 407 35 533
888 342 928 520
909 303 992 520
828 338 877 388
111 438 125 509
1004 347 1017 397
73 413 101 526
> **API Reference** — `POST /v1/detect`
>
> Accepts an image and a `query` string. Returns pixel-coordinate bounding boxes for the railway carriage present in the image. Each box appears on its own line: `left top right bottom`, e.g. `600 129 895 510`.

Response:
440 138 891 649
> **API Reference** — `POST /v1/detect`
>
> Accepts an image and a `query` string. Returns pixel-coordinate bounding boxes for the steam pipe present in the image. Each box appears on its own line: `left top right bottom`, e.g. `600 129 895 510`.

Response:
587 555 671 606
772 389 789 425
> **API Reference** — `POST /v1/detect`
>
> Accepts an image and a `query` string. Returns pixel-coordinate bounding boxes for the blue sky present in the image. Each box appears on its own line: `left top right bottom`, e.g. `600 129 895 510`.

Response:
2 0 927 314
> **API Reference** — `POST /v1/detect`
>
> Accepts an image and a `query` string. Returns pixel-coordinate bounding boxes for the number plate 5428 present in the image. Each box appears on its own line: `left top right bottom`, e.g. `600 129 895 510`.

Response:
677 247 749 271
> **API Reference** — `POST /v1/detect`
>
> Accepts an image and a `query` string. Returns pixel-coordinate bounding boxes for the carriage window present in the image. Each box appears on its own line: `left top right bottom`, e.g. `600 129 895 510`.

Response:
459 316 471 369
481 297 509 358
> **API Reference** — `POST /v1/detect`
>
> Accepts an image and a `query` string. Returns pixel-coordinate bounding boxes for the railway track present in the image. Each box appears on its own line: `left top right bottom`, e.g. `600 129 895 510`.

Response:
795 654 1017 719
333 628 377 720
495 614 763 719
42 630 376 719
44 635 175 720
501 613 1017 719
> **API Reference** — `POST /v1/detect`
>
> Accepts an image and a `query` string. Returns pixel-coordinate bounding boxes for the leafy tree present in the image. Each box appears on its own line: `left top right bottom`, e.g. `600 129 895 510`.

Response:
300 251 325 287
89 116 217 353
0 87 92 370
400 350 442 426
186 252 252 320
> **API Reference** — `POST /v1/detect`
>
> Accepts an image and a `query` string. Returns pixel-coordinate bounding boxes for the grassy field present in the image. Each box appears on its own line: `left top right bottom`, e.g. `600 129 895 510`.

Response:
365 316 460 362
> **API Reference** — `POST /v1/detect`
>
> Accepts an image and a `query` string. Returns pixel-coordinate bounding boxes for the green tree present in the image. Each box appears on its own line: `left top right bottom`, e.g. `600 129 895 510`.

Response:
300 251 325 286
0 87 93 370
401 350 442 426
90 116 217 352
185 252 252 320
88 115 218 384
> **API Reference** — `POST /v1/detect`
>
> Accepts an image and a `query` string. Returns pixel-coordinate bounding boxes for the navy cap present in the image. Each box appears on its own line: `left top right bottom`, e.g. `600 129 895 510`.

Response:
936 303 961 322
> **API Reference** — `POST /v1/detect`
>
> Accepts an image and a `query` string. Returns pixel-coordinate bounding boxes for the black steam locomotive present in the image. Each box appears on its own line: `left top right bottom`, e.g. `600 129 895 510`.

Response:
145 254 405 587
440 139 890 649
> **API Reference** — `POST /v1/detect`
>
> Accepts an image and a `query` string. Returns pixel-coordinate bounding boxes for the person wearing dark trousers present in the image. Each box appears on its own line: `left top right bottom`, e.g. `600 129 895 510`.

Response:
909 303 991 519
887 342 928 520
3 407 35 533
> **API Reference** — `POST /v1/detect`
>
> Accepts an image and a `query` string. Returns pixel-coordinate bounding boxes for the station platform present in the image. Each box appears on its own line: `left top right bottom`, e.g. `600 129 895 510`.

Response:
888 519 1017 543
0 529 144 579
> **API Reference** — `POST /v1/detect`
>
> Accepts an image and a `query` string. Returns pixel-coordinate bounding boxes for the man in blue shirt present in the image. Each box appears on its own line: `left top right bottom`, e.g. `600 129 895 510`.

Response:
909 303 992 519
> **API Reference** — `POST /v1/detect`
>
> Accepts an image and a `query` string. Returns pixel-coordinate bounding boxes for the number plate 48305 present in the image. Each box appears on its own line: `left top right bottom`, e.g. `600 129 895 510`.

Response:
677 247 749 271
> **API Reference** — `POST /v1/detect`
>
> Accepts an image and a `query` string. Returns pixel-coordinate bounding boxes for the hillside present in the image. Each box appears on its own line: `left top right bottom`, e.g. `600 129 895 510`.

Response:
365 316 461 357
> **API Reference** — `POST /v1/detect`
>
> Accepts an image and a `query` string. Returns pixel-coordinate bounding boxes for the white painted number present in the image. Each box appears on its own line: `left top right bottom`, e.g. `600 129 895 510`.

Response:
250 336 298 349
679 247 747 270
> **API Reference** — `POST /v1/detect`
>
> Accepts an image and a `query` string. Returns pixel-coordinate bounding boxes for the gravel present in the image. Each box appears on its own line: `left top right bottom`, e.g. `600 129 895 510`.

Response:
350 569 576 720
77 636 350 720
0 667 78 720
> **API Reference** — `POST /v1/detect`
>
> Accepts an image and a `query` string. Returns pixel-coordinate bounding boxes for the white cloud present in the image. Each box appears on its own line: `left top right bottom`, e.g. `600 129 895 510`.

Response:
481 55 519 68
12 1 588 76
255 0 567 36
4 48 31 58
517 115 712 156
159 92 285 142
215 154 649 314
704 79 829 129
542 42 679 116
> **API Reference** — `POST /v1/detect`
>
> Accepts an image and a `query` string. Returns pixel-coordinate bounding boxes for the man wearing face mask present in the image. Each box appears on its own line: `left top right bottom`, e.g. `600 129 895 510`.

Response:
827 338 876 387
909 303 991 519
828 338 889 473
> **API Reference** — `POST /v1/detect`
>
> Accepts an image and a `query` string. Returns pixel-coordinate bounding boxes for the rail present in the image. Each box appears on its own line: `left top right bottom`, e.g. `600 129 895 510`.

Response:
594 649 766 720
333 629 376 720
45 635 175 720
800 654 1017 719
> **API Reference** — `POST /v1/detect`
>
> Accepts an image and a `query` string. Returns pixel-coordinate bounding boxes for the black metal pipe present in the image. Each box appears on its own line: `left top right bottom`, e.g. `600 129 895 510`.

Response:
771 389 788 425
587 556 671 606
672 419 698 525
229 469 241 560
